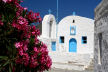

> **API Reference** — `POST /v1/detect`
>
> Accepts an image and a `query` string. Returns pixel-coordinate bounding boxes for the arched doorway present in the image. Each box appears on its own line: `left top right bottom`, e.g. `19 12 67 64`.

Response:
49 20 53 38
69 38 77 52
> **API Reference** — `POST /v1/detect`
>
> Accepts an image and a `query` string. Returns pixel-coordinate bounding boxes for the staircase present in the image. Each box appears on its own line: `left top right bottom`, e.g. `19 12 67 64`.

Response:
49 52 94 71
52 62 85 71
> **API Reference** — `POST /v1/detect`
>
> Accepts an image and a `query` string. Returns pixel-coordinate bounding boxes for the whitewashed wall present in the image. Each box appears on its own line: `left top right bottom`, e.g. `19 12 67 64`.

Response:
40 15 94 70
57 16 94 54
42 14 56 39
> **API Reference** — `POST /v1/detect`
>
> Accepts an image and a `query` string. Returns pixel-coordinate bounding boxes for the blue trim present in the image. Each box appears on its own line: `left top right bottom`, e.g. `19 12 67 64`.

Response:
69 38 77 52
51 42 56 51
59 37 61 43
70 26 76 35
81 38 84 44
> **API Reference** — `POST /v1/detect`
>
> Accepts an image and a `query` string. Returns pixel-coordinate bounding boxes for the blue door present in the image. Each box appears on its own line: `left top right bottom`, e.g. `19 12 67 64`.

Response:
52 42 56 51
69 38 77 52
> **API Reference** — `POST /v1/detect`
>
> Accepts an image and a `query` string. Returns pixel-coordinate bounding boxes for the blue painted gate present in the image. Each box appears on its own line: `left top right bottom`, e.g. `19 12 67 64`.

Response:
52 42 56 51
69 38 77 52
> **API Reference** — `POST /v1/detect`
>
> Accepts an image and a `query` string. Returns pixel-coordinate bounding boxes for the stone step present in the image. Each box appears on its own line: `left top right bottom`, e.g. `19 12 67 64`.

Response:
51 62 85 71
44 68 93 72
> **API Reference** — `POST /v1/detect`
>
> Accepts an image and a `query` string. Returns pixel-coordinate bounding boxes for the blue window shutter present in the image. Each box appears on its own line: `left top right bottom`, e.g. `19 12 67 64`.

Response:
52 42 56 51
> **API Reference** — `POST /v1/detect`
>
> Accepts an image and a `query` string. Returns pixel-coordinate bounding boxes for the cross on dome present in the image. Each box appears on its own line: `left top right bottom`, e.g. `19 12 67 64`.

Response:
73 11 76 15
48 9 52 14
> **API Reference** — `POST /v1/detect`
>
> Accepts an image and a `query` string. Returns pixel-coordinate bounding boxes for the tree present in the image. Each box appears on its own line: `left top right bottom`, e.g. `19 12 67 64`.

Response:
0 0 52 72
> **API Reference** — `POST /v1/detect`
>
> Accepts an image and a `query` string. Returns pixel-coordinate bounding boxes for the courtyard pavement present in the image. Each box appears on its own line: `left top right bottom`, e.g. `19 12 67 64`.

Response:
44 68 93 72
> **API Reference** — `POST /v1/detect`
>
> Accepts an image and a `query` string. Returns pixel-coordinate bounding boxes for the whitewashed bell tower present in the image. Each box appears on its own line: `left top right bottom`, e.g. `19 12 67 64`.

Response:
42 11 57 39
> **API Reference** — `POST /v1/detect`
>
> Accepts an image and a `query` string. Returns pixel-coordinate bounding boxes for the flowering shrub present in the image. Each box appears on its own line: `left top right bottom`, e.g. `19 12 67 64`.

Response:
0 0 52 72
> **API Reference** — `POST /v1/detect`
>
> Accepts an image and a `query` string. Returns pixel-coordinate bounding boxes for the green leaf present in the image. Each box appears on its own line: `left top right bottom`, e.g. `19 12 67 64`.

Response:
0 56 8 60
3 60 10 67
9 65 12 72
0 66 3 71
0 60 10 71
2 15 5 22
22 10 26 17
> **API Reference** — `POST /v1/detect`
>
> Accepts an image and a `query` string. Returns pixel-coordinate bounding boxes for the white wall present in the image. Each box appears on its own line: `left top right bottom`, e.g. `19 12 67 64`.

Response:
57 15 94 54
42 14 56 39
40 15 94 70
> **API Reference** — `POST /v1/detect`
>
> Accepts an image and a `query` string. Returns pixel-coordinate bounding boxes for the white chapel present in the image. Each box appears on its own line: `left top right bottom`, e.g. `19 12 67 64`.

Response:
39 13 94 70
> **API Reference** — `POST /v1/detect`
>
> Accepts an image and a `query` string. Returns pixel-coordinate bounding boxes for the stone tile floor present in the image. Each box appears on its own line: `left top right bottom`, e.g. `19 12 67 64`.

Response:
44 68 93 72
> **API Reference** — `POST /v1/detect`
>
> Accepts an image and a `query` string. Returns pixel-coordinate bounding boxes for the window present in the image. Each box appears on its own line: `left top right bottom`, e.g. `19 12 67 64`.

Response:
59 36 64 43
70 26 76 35
82 36 87 44
98 33 102 64
49 20 53 38
73 20 75 23
51 42 56 51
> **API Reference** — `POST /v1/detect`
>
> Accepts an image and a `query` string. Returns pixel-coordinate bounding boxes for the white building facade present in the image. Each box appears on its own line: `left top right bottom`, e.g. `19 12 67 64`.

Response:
39 14 94 71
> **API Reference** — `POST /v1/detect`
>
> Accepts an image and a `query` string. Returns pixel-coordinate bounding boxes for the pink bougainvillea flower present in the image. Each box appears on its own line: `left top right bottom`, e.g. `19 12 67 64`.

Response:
2 0 8 3
25 39 29 44
34 38 39 44
35 13 42 23
12 16 28 31
29 56 38 68
27 11 41 23
15 42 21 48
35 29 40 36
17 16 28 25
16 58 22 64
32 25 36 30
40 47 48 55
39 17 42 23
23 45 28 52
15 4 24 16
46 56 52 69
32 31 35 36
8 0 12 2
39 65 45 72
35 13 40 17
34 47 38 52
26 34 31 39
22 53 29 66
39 55 46 65
24 7 28 10
12 20 16 27
0 20 3 26
27 11 35 22
2 0 12 3
18 48 23 56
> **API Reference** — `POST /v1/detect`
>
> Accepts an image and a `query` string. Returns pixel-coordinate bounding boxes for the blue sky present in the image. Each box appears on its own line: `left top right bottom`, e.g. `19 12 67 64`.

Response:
21 0 101 22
